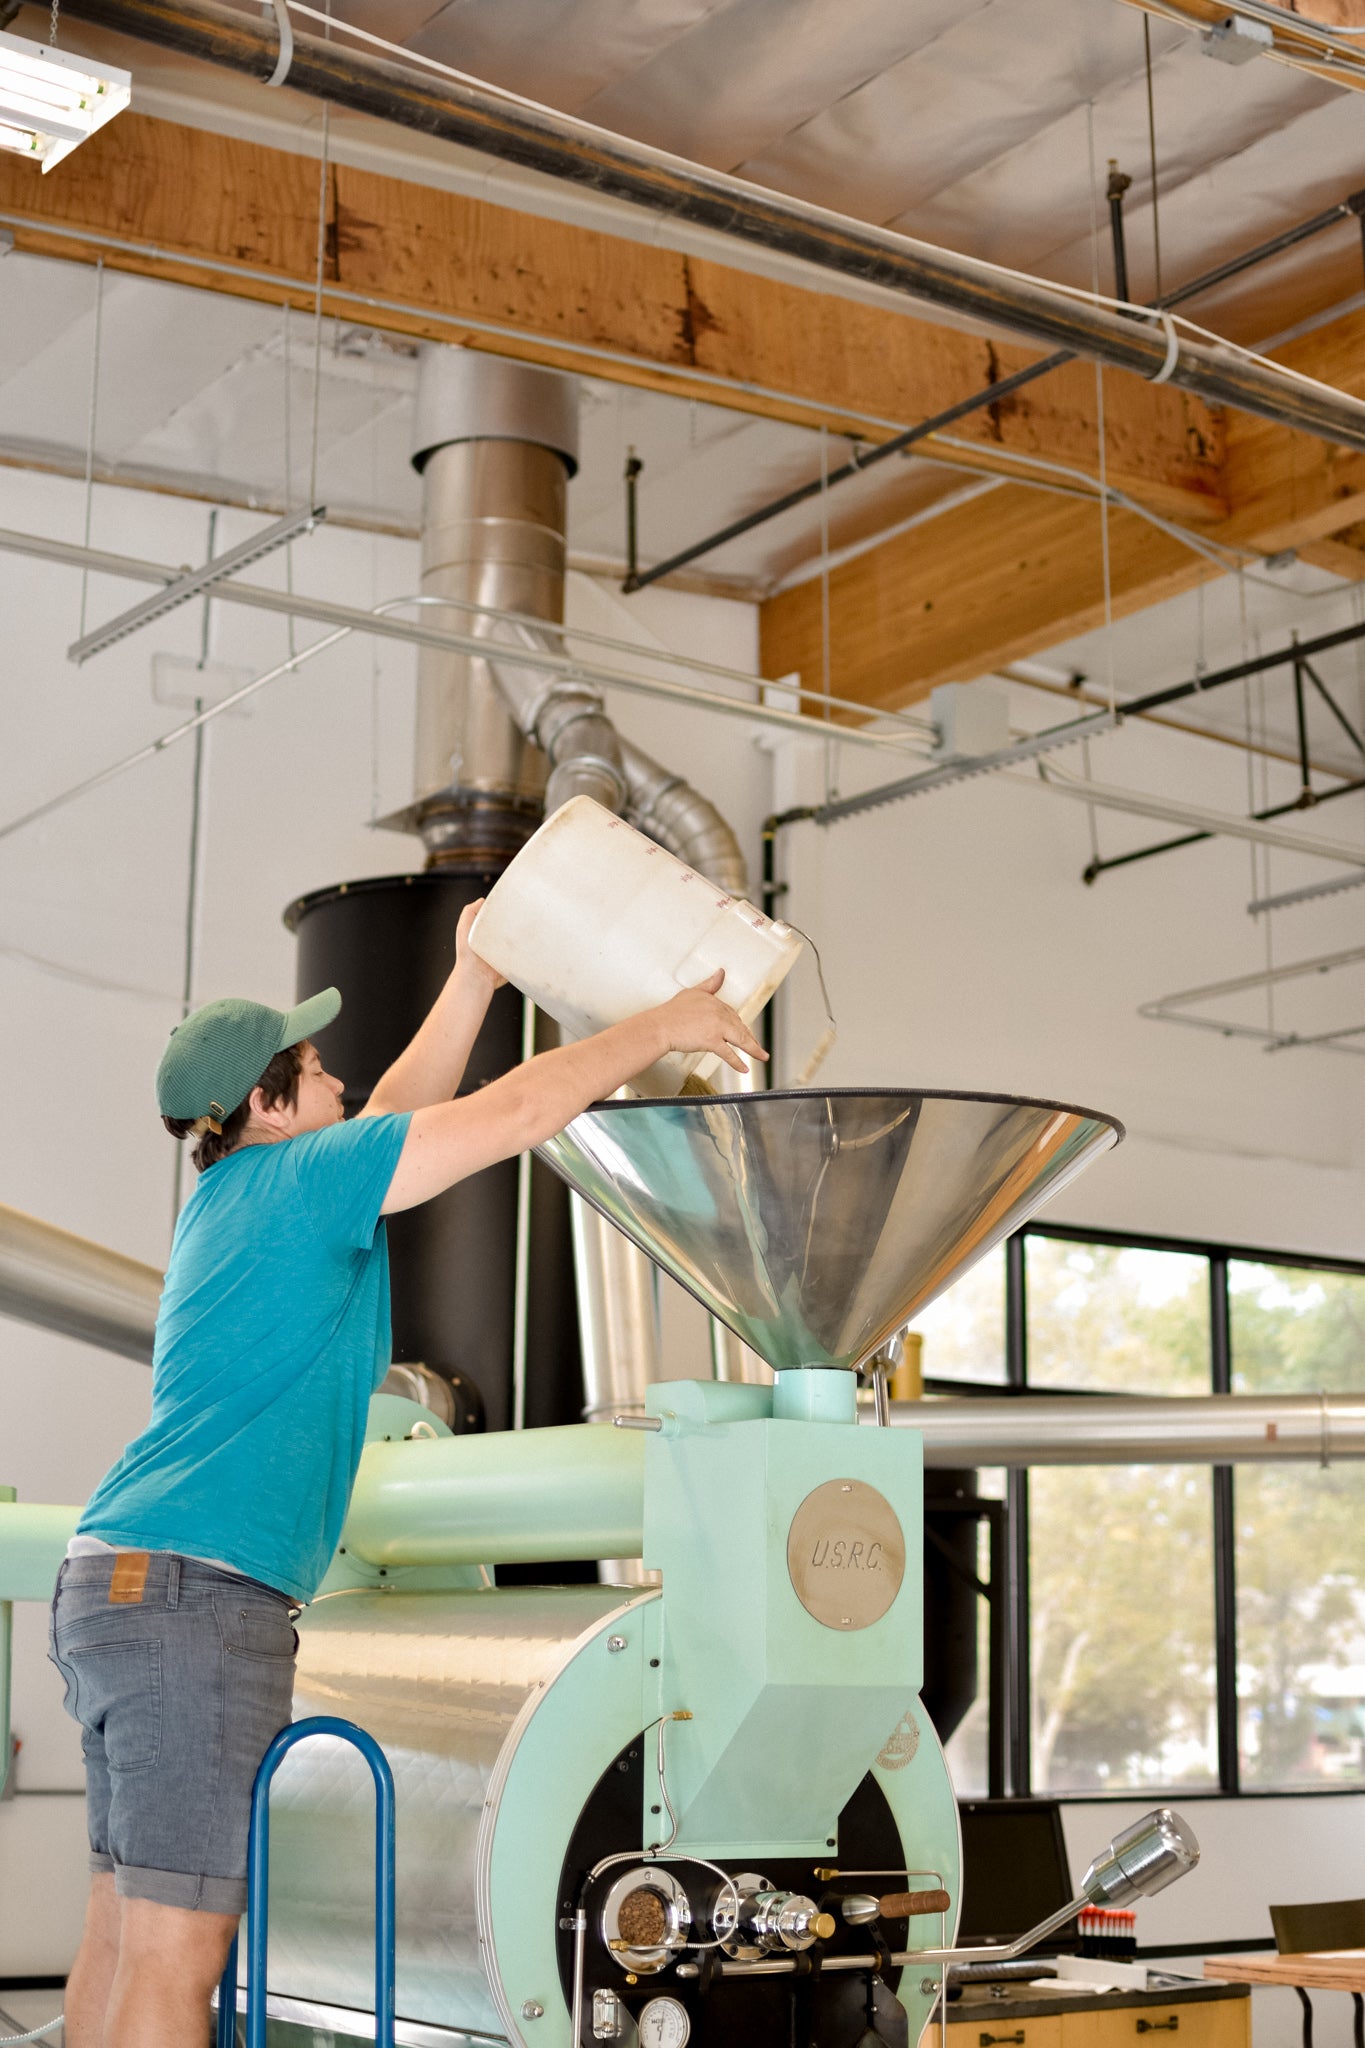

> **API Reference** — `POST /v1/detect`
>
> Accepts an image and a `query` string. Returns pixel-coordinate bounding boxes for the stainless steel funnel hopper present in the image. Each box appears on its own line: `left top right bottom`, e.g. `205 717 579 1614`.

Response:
539 1088 1122 1373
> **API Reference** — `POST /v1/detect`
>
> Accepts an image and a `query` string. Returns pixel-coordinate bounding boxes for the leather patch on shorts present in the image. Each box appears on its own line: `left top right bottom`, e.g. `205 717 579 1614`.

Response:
108 1552 151 1604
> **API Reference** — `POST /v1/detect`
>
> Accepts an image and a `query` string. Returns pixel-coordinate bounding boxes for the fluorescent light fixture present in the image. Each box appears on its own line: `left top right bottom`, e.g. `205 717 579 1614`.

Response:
68 505 327 665
0 30 130 174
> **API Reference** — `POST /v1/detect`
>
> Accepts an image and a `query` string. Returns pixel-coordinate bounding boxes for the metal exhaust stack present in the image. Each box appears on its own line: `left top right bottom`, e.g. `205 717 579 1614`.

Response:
404 347 610 863
403 344 749 890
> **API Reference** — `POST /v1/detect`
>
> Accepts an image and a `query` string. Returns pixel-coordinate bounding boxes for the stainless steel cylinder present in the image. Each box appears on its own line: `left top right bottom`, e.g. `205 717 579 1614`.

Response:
268 1584 647 2036
570 1197 663 1589
0 1201 161 1364
571 1199 660 1427
410 348 579 860
895 1392 1365 1465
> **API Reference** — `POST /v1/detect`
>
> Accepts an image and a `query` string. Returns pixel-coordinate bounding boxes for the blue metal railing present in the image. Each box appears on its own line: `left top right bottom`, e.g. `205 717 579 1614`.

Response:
215 1715 396 2048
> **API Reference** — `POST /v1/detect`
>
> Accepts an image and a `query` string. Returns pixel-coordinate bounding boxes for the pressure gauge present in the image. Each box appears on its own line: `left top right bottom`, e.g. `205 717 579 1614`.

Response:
638 1995 690 2047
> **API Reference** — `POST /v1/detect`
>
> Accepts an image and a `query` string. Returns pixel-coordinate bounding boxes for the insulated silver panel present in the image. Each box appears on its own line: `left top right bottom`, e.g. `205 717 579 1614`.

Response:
267 1585 626 2034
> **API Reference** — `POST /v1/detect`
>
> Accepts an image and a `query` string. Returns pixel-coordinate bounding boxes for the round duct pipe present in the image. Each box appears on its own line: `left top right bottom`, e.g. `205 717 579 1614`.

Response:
407 346 746 894
411 347 579 478
409 347 610 861
888 1392 1365 1464
0 1202 161 1365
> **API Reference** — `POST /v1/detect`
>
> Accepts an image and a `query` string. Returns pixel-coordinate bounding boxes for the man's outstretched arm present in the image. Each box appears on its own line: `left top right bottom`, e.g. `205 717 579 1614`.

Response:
381 974 764 1214
361 901 504 1117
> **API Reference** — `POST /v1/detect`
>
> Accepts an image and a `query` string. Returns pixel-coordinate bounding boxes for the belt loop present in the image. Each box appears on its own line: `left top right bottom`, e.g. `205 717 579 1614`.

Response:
167 1556 181 1609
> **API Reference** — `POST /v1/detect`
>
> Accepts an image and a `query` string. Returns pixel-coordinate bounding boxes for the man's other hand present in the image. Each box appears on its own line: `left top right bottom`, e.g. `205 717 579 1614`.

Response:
656 969 768 1076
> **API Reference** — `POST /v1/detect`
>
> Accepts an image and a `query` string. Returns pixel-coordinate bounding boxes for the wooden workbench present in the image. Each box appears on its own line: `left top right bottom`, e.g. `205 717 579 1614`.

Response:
944 1973 1251 2048
1206 1951 1365 1994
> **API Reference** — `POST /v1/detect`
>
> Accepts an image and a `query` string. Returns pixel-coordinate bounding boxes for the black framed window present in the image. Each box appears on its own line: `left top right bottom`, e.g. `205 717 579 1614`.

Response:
905 1225 1365 1799
1230 1260 1365 1790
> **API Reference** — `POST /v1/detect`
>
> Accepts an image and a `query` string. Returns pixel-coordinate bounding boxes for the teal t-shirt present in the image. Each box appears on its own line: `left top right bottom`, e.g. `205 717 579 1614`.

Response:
79 1112 412 1602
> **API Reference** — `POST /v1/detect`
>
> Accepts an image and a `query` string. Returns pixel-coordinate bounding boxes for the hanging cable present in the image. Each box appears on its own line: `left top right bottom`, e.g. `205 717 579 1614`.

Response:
282 300 297 659
819 422 836 807
1238 572 1260 922
0 2015 62 2044
308 92 331 509
1144 20 1163 303
76 257 104 640
0 625 351 848
172 507 217 1226
1087 106 1117 719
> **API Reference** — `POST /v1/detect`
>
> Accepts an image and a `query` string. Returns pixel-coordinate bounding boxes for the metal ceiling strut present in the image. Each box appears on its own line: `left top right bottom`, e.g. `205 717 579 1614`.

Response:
1081 613 1365 881
57 0 1365 456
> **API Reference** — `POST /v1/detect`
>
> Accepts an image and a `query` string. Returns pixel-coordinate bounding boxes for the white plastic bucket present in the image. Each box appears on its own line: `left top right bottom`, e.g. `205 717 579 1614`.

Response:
470 796 802 1095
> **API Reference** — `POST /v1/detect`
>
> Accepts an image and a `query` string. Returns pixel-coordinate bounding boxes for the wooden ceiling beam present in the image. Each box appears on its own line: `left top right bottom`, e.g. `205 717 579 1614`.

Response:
759 486 1206 712
4 109 1362 708
760 303 1365 710
1214 306 1365 555
0 110 1224 524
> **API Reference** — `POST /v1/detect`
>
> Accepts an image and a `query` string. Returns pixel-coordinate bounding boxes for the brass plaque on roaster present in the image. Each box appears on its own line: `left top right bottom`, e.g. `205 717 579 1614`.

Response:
786 1479 906 1631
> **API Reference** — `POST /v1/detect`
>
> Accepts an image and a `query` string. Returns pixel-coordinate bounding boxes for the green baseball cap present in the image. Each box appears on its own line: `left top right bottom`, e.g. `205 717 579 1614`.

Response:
156 988 342 1122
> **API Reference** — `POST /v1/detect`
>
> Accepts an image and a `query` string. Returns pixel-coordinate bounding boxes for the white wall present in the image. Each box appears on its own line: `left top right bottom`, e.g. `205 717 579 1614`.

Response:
774 704 1365 1256
0 467 769 1969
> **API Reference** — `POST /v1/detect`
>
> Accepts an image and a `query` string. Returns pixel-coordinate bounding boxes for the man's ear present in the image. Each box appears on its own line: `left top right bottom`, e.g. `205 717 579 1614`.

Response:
248 1085 285 1128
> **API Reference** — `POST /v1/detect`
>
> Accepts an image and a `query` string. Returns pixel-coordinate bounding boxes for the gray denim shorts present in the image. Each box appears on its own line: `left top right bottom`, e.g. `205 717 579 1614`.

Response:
49 1552 298 1914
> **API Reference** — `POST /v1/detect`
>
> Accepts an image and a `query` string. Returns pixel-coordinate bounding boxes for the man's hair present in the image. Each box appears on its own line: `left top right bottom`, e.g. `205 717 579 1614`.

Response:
162 1040 307 1171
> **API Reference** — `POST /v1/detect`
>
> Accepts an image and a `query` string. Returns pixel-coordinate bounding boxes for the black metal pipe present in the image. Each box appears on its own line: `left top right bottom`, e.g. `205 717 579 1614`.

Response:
623 449 642 588
1107 163 1133 306
1083 827 1212 881
1004 1232 1030 1798
1081 773 1365 884
1303 658 1365 758
60 0 1365 453
620 352 1065 593
1159 189 1365 312
986 1503 1008 1802
1291 655 1315 806
623 185 1365 593
1116 613 1365 720
1210 1254 1240 1798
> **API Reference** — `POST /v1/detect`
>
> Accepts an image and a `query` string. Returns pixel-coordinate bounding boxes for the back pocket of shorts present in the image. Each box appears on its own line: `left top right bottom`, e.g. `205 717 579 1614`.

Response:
228 1602 297 1661
67 1642 162 1770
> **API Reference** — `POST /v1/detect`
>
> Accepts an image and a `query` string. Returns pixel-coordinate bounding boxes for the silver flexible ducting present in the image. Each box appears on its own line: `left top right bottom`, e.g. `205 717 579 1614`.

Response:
616 735 748 897
473 621 628 820
485 642 748 888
